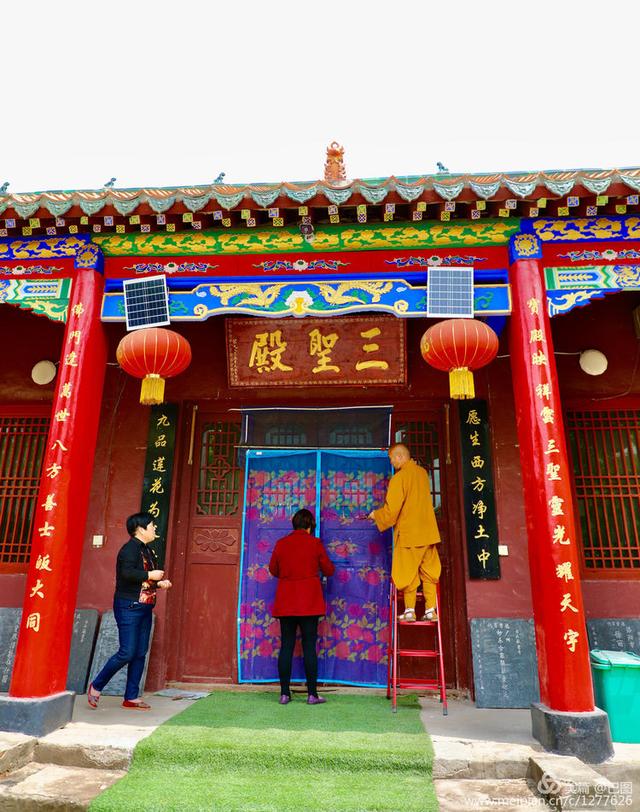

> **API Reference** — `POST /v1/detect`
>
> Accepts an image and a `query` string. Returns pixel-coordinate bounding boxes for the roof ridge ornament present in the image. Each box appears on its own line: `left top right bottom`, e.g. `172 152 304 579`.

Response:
324 141 347 183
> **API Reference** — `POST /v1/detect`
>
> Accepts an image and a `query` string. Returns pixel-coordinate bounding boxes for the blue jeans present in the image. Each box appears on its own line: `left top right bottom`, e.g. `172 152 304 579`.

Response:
92 597 153 701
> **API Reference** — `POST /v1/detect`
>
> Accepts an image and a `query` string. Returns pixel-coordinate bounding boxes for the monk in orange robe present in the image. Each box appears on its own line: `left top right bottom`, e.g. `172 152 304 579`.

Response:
369 443 441 621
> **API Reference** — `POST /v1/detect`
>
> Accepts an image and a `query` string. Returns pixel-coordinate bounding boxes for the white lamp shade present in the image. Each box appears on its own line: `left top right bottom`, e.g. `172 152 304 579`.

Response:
31 360 57 385
579 349 608 376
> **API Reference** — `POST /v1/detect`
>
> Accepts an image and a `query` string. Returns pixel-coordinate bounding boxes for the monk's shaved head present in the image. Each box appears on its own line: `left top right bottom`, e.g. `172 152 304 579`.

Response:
389 443 411 470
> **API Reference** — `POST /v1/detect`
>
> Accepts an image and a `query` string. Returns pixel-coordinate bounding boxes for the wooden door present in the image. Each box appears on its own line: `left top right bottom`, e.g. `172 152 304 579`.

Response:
171 411 243 682
392 406 469 690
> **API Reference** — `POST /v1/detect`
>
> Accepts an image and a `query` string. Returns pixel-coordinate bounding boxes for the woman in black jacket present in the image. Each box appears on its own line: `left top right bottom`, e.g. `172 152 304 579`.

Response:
88 512 171 710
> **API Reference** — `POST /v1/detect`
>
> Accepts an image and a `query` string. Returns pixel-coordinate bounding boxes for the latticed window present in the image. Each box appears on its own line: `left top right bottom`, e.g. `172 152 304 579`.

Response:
264 424 307 447
197 419 242 515
328 425 373 447
0 411 50 572
392 417 442 510
567 409 640 574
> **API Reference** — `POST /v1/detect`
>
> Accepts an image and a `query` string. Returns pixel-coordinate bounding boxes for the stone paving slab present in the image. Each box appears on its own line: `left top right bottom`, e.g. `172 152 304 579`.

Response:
528 754 620 810
0 762 126 811
434 778 542 811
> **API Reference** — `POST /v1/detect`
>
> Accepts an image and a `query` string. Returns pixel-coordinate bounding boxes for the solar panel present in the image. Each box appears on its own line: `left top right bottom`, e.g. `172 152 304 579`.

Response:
123 275 171 330
426 266 474 318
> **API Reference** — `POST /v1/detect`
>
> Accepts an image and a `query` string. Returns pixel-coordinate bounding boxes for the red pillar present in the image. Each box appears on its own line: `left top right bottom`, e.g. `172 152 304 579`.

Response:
10 266 107 697
508 234 594 713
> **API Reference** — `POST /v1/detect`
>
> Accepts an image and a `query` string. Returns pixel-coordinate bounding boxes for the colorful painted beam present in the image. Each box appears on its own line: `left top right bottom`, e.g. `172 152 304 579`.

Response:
94 220 520 256
103 246 508 280
101 278 511 321
0 234 99 263
520 226 640 317
0 277 71 321
544 264 640 316
522 215 640 244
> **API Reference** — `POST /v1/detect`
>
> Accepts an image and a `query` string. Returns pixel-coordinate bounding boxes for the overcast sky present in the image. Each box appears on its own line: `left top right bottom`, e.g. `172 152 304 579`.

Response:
2 1 639 194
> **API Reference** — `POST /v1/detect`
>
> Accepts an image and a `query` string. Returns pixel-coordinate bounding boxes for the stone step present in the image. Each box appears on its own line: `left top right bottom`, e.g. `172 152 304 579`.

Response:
33 721 142 771
432 738 537 779
434 778 541 811
528 753 637 811
0 732 35 774
34 739 132 772
0 762 126 811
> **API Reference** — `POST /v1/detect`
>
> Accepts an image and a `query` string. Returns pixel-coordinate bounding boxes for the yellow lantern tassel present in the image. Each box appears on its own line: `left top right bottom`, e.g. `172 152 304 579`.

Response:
449 367 475 399
140 373 165 405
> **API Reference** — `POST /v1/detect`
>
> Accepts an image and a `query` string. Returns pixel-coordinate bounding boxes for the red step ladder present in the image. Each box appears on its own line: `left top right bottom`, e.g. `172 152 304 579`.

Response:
386 583 448 715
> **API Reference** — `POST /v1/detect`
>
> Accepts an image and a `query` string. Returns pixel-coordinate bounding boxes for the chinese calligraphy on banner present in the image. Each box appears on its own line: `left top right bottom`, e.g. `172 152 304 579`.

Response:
458 400 501 579
525 294 585 656
140 404 178 567
226 316 406 387
22 300 88 639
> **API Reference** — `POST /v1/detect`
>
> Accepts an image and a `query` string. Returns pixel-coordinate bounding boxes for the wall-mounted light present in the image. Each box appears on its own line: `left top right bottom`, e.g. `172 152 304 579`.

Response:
31 360 57 385
579 349 608 376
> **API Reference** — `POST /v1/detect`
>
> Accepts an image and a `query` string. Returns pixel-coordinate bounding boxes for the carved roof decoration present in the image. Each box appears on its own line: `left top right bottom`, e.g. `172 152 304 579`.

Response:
324 142 347 182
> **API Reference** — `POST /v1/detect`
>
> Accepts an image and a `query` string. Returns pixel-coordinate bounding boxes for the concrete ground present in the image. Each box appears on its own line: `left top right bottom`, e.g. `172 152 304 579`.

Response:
1 689 639 810
40 693 199 769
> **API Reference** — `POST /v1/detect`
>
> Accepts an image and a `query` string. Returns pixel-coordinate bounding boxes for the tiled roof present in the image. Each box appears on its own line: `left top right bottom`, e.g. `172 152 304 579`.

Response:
2 167 639 219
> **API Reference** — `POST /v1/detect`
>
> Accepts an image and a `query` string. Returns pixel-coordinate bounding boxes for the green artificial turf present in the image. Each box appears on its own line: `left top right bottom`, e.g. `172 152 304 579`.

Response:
90 691 438 812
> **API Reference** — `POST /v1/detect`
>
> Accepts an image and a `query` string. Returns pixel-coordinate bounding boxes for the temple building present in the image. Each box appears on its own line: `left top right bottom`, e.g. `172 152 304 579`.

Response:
1 147 639 759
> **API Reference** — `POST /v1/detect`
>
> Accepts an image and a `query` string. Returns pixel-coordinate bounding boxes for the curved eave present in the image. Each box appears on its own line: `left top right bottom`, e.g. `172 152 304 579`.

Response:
2 167 640 219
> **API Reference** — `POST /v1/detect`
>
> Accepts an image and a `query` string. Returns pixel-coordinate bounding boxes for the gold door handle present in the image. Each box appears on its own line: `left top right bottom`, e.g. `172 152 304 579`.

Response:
187 404 198 465
444 403 451 465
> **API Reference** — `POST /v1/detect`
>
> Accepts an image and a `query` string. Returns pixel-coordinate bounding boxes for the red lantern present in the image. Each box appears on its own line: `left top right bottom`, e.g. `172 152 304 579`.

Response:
420 318 498 399
116 327 192 405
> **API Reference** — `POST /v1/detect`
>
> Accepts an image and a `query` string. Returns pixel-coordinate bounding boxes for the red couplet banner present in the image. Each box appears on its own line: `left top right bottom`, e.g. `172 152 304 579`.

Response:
509 257 594 713
10 269 108 697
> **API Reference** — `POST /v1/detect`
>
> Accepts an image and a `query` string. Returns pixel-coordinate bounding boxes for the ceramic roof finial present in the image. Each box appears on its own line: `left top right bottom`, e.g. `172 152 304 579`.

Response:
324 142 346 182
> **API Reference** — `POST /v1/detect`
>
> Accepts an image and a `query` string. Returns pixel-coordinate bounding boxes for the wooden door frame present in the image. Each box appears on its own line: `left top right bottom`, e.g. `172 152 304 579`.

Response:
166 399 471 690
448 400 473 692
165 402 245 683
164 400 193 683
391 401 471 692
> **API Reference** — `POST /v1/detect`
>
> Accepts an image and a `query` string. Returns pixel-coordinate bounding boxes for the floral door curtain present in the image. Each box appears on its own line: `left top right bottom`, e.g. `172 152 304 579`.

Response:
238 449 392 687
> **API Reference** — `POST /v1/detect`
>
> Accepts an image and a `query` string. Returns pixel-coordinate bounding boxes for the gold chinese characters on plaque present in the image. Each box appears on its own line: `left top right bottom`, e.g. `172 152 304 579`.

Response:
226 316 407 387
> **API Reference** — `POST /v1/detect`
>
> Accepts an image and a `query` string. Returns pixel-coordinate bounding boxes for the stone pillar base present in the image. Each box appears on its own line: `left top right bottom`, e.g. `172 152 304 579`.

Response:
531 701 614 763
0 692 74 737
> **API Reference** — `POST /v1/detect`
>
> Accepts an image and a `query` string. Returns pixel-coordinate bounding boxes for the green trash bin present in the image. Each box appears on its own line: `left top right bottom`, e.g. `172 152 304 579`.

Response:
591 649 640 743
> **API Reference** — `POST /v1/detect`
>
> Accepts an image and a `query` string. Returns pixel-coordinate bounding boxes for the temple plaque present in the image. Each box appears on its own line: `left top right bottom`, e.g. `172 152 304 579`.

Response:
226 316 406 387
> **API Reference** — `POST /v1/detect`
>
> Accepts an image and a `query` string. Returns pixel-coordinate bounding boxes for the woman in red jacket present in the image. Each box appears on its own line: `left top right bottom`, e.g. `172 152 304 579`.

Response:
269 508 335 705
